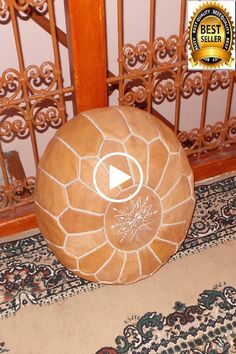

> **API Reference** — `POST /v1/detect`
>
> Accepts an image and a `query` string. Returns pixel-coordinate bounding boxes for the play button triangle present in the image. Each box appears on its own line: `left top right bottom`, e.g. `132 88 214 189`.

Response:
109 165 131 190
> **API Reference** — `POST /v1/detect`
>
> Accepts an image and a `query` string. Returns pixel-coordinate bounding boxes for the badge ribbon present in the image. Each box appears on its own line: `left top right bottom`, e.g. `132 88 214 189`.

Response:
190 48 234 67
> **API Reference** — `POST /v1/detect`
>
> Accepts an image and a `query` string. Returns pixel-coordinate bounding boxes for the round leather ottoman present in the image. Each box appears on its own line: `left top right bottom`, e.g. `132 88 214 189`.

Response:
35 106 195 284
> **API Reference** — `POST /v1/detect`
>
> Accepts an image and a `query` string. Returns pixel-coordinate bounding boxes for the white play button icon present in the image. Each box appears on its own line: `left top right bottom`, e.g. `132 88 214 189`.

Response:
93 152 143 203
109 165 131 190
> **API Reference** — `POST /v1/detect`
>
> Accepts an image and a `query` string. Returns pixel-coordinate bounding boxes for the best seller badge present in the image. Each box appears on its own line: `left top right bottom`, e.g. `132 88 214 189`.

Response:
188 1 235 70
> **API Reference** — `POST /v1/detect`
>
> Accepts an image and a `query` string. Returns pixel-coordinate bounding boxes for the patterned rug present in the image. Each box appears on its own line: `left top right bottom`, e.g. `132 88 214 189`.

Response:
96 283 236 354
0 172 236 353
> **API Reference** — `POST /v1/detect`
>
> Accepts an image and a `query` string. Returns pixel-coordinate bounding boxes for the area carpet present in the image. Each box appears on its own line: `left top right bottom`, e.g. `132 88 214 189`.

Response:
0 172 236 354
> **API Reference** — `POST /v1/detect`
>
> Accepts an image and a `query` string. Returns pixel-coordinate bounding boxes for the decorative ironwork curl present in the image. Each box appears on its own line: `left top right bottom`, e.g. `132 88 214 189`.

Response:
0 68 22 102
9 177 35 203
0 176 35 209
23 176 35 192
181 67 203 98
178 120 235 153
10 180 25 202
122 41 149 72
153 35 179 66
13 0 47 12
178 128 200 151
209 71 230 90
111 32 234 110
202 122 224 150
25 62 57 94
227 117 236 142
0 0 8 17
122 77 147 106
31 98 61 131
0 106 29 142
152 70 176 104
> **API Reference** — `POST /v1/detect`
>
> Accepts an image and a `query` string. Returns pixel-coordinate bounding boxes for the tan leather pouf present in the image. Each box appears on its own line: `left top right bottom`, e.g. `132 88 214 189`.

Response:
35 106 195 284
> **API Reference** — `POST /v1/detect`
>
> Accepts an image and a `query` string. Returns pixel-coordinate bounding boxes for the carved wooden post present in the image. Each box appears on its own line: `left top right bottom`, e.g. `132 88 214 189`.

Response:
64 0 108 113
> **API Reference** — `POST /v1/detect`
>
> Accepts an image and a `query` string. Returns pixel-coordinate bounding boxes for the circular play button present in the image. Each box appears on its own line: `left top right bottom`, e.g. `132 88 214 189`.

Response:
93 152 143 203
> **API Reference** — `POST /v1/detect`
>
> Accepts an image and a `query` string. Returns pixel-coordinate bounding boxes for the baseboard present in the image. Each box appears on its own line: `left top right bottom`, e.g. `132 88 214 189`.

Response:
190 145 236 181
0 203 37 239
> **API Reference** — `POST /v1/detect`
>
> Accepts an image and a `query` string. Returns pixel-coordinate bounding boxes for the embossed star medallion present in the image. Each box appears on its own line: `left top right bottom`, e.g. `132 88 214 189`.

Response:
104 186 162 252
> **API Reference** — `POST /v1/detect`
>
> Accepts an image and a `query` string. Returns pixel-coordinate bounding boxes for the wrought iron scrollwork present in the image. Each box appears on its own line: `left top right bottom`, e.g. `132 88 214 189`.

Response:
227 117 236 142
122 77 147 106
13 0 47 12
0 69 22 102
153 35 179 66
202 122 224 150
152 70 176 104
178 128 200 152
31 97 61 131
0 175 35 209
25 62 57 94
0 0 9 19
181 67 204 98
10 176 35 203
0 106 29 142
209 71 230 90
123 41 149 72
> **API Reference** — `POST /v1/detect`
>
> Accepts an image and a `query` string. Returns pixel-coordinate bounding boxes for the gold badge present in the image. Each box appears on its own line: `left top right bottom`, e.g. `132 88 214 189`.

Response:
189 1 234 68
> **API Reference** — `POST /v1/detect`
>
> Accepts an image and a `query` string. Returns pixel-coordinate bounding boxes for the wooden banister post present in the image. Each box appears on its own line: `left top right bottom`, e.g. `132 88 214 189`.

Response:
64 0 108 114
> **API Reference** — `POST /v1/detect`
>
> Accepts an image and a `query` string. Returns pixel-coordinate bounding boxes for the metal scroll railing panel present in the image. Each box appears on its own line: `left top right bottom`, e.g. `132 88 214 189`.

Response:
0 1 74 216
106 0 236 158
